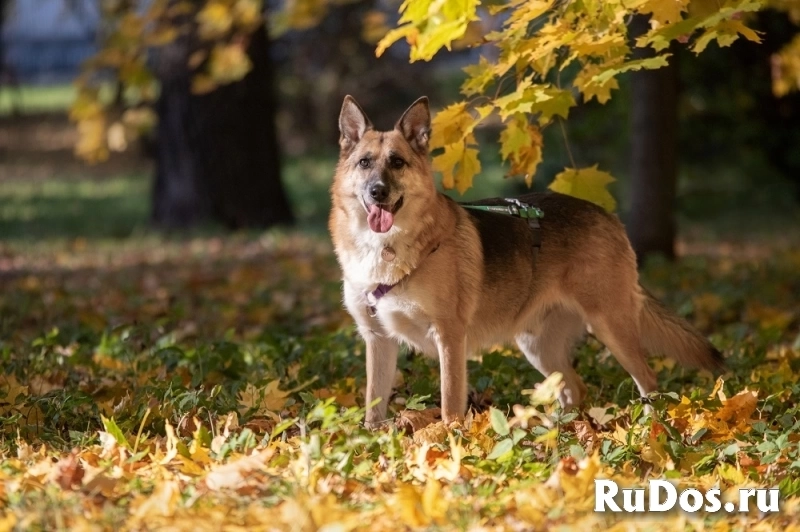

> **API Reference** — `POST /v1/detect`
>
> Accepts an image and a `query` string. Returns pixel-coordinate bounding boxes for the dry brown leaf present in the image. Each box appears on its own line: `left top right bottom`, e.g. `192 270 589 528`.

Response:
396 407 442 433
53 449 84 490
204 449 274 491
572 420 597 451
412 421 448 445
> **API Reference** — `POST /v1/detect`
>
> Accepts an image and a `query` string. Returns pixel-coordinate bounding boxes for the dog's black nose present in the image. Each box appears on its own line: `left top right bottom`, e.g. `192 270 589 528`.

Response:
369 182 389 203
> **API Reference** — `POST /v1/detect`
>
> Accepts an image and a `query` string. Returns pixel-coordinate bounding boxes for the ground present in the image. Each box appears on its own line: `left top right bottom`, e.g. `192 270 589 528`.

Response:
1 104 800 531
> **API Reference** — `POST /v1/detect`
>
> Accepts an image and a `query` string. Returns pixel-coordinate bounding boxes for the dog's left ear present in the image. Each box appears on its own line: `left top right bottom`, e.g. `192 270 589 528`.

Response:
395 97 431 154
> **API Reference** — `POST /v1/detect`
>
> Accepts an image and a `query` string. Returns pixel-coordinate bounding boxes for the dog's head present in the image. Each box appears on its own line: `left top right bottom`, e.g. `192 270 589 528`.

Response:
333 95 436 234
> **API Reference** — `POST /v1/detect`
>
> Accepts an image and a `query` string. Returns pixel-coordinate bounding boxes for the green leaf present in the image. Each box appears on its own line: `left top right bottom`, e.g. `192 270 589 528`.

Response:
487 438 514 460
548 165 617 212
490 407 510 436
722 442 740 456
101 415 130 449
405 394 431 411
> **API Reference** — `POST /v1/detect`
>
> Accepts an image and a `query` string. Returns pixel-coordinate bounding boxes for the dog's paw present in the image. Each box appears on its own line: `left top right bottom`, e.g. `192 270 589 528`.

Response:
442 413 464 427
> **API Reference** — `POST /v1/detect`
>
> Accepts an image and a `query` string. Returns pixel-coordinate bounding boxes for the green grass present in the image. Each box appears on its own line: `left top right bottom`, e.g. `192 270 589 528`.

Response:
0 84 77 115
0 176 151 240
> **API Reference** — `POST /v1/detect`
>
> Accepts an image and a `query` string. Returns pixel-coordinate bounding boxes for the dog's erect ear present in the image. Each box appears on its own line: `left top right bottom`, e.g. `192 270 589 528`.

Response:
395 97 431 154
339 96 372 151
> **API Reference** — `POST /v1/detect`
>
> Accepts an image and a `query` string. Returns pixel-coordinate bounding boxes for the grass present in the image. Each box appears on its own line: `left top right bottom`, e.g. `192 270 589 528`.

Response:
0 85 77 116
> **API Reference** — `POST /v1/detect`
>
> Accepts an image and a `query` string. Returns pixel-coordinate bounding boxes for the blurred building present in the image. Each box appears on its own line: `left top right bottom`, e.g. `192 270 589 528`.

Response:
1 0 99 83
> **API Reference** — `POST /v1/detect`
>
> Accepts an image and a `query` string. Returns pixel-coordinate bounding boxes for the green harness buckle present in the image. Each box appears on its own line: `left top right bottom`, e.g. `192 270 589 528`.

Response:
460 198 543 256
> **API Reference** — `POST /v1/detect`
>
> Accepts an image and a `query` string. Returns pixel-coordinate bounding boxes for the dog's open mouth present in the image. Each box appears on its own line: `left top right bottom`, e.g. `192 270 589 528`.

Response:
366 196 404 233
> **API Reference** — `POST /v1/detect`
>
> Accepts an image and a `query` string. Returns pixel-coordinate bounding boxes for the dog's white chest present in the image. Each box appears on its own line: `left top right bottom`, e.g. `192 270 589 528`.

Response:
338 228 414 287
372 290 438 356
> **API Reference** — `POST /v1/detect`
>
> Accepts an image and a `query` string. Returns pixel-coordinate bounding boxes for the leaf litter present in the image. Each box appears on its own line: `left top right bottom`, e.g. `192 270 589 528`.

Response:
0 232 799 530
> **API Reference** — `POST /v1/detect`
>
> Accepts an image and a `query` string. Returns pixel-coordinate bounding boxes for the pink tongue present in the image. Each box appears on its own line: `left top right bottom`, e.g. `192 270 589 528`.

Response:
367 204 394 233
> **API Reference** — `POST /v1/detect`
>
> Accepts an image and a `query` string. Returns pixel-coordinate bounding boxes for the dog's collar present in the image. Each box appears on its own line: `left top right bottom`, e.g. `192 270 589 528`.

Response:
371 282 395 301
366 241 440 317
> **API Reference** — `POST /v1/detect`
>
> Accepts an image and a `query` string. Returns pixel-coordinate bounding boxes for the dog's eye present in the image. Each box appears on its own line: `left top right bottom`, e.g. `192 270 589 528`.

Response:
358 158 370 169
391 157 405 169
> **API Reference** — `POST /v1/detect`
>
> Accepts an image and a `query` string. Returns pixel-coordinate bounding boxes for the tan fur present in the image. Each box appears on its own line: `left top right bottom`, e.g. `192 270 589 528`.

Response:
330 96 723 426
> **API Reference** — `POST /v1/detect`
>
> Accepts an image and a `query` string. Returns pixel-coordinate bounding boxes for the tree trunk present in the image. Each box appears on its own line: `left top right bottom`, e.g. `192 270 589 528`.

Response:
627 15 679 263
151 23 293 229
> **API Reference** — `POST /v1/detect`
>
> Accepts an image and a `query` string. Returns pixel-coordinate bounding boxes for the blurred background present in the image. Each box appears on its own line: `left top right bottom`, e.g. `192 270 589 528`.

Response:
1 0 798 250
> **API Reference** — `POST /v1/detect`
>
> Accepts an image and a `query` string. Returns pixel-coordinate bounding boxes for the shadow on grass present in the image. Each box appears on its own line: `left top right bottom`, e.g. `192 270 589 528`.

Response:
0 176 151 241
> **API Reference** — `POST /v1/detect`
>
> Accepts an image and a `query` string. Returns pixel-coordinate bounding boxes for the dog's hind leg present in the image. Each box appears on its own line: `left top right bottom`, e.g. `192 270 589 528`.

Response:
584 297 657 400
516 308 587 409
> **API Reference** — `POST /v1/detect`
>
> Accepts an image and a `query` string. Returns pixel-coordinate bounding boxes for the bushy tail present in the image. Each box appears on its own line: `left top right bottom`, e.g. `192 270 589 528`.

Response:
639 287 724 371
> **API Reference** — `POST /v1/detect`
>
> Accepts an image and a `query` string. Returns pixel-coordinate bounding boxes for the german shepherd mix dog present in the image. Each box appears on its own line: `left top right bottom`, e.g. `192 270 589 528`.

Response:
329 95 722 427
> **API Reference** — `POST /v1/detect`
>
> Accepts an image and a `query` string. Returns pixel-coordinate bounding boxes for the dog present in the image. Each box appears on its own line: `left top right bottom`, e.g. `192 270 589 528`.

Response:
329 95 723 426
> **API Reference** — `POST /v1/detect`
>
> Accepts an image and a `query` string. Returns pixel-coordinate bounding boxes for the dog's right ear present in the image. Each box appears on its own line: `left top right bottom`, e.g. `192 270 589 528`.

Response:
339 96 372 152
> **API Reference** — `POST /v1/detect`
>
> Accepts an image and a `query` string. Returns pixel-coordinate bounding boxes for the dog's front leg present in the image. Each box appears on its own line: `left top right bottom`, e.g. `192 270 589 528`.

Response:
364 331 399 427
343 280 399 427
435 329 467 424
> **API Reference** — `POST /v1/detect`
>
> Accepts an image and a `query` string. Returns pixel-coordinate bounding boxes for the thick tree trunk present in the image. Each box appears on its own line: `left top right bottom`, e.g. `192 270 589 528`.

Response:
627 16 679 263
151 23 293 229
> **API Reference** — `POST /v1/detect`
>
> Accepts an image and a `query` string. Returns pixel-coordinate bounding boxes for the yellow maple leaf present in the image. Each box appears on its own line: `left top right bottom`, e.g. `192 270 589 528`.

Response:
548 165 617 212
522 372 563 406
715 389 758 426
392 483 429 528
430 102 475 150
461 56 496 96
433 142 481 194
208 44 252 85
635 0 689 26
553 453 602 507
197 2 233 40
238 381 289 415
500 116 544 185
432 142 464 190
575 65 620 104
693 19 762 54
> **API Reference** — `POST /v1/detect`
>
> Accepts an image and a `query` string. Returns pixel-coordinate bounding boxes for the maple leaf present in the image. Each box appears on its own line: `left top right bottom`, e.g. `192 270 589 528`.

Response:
461 56 496 97
635 0 690 26
575 65 620 104
432 142 481 194
500 118 544 186
592 55 671 84
432 142 463 190
693 19 762 54
430 103 476 150
548 166 618 212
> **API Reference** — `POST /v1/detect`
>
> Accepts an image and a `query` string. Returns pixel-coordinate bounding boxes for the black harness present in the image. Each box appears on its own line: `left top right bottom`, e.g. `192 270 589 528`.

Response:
460 197 543 259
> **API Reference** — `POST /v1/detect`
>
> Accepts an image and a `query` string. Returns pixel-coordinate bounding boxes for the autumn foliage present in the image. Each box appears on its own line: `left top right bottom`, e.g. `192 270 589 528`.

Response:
2 233 800 529
376 0 769 204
